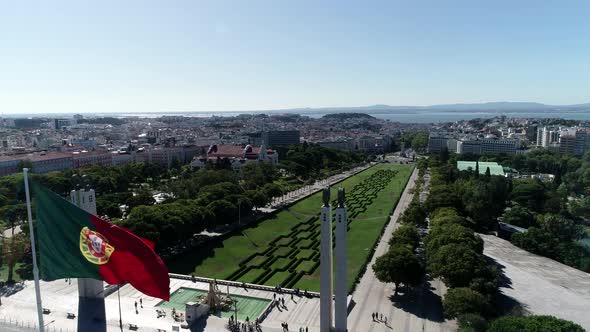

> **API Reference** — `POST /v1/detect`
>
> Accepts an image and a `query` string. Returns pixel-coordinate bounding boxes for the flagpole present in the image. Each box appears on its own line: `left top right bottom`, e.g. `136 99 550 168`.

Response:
23 168 45 332
117 286 123 332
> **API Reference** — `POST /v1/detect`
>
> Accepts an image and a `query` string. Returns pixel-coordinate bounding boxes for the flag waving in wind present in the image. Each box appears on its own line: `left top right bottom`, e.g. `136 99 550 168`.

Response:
33 183 170 301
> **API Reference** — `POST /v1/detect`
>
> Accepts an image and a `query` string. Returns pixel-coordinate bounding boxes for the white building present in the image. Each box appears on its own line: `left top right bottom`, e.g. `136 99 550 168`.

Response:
457 138 520 155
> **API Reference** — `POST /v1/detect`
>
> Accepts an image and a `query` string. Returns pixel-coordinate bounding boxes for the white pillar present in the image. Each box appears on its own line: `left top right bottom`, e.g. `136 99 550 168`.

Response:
320 188 333 332
70 189 105 299
334 188 348 332
71 188 107 331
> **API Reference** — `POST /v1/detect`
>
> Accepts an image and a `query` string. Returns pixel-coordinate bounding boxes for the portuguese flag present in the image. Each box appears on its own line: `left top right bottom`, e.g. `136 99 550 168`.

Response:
33 183 170 301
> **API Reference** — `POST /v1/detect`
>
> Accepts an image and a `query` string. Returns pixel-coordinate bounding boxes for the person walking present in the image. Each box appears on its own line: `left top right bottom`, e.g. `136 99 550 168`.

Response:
139 297 143 308
372 312 375 321
380 313 383 321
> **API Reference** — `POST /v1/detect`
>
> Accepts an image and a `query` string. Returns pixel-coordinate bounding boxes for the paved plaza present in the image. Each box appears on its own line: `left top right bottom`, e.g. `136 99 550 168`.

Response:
481 234 590 330
0 276 323 332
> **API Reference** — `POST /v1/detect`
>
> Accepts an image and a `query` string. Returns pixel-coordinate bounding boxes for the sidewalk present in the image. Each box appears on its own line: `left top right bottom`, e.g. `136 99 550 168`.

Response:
348 168 456 332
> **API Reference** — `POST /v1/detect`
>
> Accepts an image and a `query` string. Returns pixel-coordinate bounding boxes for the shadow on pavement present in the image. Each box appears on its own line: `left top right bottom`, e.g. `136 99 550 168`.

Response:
188 316 208 332
485 256 513 289
388 281 444 323
0 282 25 297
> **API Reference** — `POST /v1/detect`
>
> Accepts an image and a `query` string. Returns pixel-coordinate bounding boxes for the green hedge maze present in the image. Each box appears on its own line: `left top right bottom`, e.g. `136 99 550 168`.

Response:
227 169 399 289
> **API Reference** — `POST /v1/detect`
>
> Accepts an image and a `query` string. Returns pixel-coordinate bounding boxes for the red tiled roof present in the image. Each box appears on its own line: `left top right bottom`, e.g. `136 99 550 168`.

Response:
207 144 262 158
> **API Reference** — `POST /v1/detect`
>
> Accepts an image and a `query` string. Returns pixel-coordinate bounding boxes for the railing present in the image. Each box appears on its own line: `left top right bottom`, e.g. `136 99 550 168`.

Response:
0 316 75 332
169 273 321 298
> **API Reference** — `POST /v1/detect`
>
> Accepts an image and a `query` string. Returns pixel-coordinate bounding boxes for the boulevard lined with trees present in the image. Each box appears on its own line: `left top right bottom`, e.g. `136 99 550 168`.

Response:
372 148 588 330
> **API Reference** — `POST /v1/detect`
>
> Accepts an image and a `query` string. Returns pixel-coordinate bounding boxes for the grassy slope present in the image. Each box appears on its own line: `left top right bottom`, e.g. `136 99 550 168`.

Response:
169 164 413 292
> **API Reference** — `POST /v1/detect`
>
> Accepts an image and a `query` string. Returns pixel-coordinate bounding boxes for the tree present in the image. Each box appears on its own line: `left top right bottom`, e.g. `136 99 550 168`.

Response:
487 315 584 332
2 233 28 282
250 190 268 210
424 185 462 213
425 224 484 258
457 313 487 332
427 243 487 288
501 204 536 228
372 245 424 294
206 200 237 226
126 188 155 209
474 161 479 178
389 224 421 250
510 180 546 212
430 209 472 229
539 214 584 242
410 132 429 152
442 287 490 319
1 204 27 236
400 200 427 226
262 183 283 200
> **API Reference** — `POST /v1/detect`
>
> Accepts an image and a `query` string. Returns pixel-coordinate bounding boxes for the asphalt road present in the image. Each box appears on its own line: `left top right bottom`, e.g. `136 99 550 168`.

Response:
348 168 456 332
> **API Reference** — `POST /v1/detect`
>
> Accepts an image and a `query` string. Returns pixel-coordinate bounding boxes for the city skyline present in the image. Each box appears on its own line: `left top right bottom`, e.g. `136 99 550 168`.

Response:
2 0 590 114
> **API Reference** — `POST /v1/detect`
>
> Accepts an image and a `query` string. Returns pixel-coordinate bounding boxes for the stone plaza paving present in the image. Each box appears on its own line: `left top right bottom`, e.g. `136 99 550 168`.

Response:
481 233 590 330
0 276 323 332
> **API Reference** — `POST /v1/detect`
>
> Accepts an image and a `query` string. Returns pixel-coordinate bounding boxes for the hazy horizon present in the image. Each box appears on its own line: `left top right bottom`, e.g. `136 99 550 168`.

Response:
2 1 590 114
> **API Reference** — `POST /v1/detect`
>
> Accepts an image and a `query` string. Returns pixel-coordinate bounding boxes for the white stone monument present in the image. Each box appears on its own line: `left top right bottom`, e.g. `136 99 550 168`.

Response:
334 188 348 332
320 187 333 332
71 187 106 331
70 188 105 299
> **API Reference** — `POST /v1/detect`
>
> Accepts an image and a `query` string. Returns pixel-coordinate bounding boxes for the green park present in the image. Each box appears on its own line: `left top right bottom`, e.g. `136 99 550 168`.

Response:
168 163 413 292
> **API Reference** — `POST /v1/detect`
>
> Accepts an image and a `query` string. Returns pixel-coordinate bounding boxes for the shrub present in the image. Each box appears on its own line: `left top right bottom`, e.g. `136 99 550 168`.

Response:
442 287 490 319
487 315 584 332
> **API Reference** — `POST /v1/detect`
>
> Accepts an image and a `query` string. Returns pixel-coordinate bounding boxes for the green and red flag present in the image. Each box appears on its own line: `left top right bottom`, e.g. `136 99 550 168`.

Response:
33 183 170 301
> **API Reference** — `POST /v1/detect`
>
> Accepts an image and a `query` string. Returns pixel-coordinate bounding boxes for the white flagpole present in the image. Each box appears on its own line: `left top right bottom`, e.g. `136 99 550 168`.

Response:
23 168 45 332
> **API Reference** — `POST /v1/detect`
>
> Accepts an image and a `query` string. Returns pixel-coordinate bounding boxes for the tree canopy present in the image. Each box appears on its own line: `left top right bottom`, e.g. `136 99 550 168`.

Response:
372 244 424 294
487 315 584 332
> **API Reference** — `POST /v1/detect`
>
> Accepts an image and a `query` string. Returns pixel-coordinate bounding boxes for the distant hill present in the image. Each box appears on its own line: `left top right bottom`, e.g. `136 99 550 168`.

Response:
274 102 590 114
322 113 375 120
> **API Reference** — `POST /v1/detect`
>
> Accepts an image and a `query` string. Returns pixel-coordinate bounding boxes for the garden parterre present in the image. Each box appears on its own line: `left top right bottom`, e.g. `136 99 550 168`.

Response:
168 164 413 292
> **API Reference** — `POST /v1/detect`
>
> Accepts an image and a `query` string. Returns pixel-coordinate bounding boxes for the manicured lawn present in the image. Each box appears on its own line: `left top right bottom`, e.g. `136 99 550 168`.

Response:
264 271 292 287
168 164 413 293
237 268 267 283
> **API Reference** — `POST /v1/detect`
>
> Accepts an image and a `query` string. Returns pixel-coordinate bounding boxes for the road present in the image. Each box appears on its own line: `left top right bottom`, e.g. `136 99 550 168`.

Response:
348 167 456 332
481 234 590 330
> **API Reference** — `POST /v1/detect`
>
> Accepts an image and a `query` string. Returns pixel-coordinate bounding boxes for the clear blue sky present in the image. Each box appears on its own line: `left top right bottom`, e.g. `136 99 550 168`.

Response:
2 0 590 114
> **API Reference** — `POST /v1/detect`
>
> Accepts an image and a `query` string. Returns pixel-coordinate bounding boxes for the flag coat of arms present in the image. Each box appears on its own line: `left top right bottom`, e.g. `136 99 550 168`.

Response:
33 183 170 301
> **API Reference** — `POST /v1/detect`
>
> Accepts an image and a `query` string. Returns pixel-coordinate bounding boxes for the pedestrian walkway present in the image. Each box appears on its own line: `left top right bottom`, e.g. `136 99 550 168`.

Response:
348 168 456 332
263 163 373 211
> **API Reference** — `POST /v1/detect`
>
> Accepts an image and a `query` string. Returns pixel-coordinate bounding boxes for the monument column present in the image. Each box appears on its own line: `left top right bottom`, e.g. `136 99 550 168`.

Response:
71 187 106 332
320 187 333 332
334 188 348 332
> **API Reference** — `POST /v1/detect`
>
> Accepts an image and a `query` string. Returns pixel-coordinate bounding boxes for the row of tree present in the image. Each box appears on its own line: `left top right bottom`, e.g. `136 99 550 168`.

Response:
275 143 365 180
119 166 284 250
423 151 587 330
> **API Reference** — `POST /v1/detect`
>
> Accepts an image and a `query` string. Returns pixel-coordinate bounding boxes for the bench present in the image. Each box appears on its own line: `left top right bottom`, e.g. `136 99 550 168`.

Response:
67 312 76 319
128 323 138 330
42 308 51 314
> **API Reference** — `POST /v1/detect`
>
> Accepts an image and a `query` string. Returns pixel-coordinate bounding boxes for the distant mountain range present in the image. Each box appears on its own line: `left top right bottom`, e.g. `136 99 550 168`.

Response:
275 102 590 114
